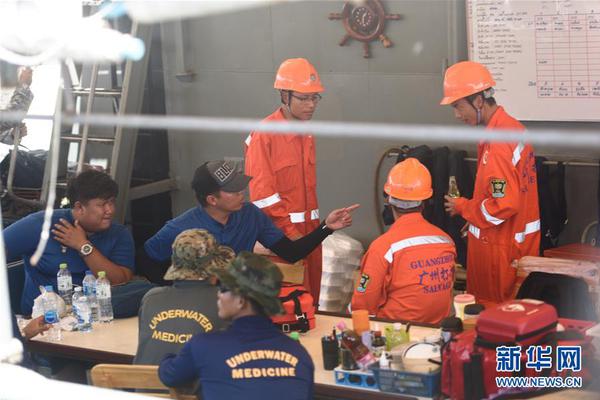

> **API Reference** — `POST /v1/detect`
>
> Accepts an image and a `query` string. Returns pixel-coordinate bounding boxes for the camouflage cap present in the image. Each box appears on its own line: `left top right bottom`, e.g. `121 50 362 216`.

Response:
163 229 235 281
210 251 284 316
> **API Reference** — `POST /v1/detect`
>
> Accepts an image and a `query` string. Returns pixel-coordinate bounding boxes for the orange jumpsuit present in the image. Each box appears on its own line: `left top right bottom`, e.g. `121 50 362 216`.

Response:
351 213 456 324
454 106 540 307
245 107 322 304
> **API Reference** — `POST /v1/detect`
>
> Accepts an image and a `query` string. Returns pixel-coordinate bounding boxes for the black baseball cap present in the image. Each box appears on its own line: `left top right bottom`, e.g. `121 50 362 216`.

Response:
192 160 251 194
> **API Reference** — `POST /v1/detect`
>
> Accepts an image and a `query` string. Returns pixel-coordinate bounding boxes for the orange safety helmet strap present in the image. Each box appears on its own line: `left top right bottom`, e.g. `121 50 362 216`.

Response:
440 61 495 105
384 158 433 201
274 58 324 94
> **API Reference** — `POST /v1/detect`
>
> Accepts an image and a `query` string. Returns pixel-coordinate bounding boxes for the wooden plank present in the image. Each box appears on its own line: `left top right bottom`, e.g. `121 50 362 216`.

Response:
544 243 600 263
514 256 600 287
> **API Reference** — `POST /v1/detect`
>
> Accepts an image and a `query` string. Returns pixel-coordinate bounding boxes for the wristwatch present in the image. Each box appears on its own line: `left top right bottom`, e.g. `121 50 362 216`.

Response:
80 242 94 257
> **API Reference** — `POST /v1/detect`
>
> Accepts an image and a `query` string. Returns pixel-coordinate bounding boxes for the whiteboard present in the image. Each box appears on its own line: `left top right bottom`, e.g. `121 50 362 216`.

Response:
467 0 600 121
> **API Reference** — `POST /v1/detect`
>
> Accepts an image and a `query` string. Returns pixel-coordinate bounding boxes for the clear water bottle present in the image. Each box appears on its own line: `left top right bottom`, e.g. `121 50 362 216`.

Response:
72 286 82 316
57 263 73 309
82 271 98 322
71 287 86 330
96 271 113 323
42 286 61 341
73 292 93 333
72 286 82 301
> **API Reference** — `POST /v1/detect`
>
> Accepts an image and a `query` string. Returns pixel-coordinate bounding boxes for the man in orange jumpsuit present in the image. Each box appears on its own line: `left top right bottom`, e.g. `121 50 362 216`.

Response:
245 58 325 305
442 61 540 307
351 159 456 324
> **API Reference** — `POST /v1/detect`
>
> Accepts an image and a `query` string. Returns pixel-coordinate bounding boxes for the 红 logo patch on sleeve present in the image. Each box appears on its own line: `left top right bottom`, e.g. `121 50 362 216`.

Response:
491 178 507 198
357 273 370 293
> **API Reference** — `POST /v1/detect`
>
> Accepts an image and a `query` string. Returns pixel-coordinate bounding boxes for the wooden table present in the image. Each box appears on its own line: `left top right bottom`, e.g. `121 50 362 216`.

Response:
29 314 438 399
27 314 598 399
28 317 137 365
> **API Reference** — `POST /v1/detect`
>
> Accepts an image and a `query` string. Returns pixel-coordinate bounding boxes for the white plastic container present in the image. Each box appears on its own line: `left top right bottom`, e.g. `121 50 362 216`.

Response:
319 232 364 312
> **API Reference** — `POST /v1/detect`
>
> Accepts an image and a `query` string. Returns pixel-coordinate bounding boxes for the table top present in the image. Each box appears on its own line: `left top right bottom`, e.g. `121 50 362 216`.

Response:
29 317 138 364
29 314 438 399
28 314 598 399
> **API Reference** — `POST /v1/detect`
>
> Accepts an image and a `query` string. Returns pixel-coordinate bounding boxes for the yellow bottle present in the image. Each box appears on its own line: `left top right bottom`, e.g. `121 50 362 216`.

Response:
448 175 461 198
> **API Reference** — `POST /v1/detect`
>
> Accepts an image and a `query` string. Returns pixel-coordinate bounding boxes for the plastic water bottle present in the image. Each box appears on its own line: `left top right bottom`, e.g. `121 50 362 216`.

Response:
72 286 82 316
82 271 98 322
72 287 90 331
96 271 113 323
57 263 73 309
42 286 61 341
72 286 82 300
73 291 93 333
82 270 95 296
77 296 93 332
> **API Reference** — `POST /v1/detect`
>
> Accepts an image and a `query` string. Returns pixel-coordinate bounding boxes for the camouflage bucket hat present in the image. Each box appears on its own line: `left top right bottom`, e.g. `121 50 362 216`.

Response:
163 229 235 281
210 251 284 316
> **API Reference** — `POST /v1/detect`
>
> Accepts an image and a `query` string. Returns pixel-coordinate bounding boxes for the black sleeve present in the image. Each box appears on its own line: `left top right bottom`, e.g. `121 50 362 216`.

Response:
135 246 171 285
269 221 334 263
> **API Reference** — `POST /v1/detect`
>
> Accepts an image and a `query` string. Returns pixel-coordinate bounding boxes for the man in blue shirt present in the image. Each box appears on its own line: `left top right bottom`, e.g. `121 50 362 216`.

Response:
4 170 135 315
159 252 314 400
144 160 358 278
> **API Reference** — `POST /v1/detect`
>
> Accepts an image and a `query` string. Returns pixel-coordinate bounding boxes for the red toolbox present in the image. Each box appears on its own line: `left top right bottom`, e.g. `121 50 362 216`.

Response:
476 299 558 346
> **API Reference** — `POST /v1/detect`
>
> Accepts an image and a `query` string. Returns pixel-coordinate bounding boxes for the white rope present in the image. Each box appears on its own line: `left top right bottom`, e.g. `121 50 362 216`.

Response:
29 77 62 266
0 43 64 67
2 111 600 149
0 160 15 356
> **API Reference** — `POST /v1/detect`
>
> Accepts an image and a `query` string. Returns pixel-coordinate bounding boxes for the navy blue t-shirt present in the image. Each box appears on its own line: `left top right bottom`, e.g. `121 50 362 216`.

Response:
159 315 314 400
4 209 135 315
144 203 284 261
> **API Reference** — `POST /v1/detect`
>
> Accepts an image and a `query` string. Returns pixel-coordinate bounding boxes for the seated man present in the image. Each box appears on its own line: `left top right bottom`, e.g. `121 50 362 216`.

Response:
144 160 358 288
159 252 314 400
351 158 456 324
135 229 234 365
4 170 134 315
